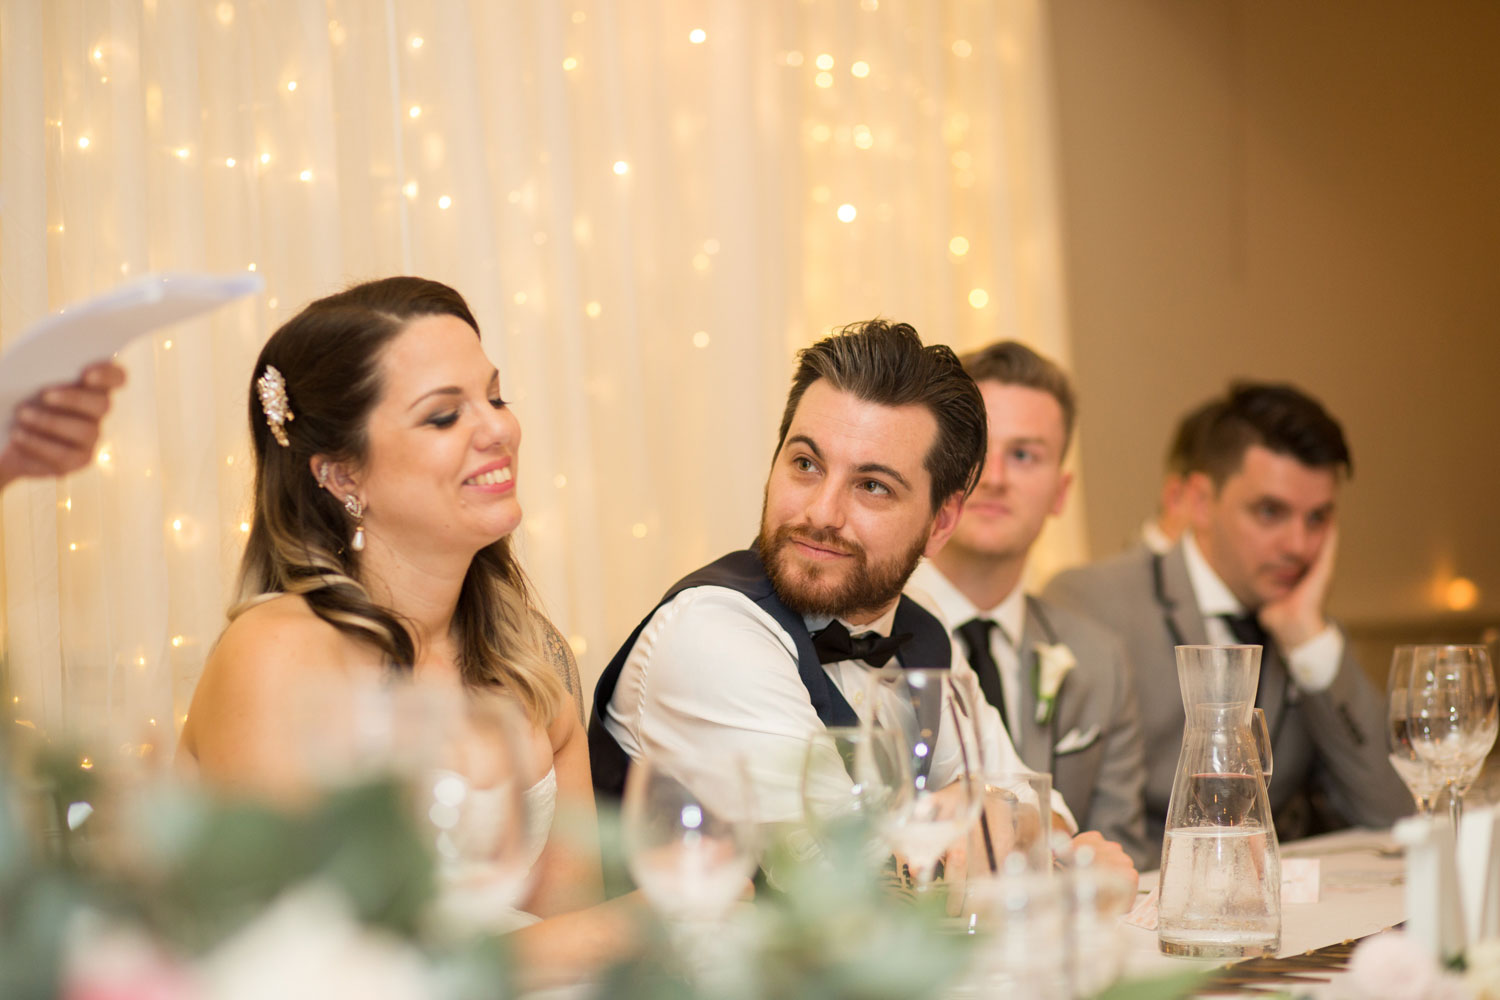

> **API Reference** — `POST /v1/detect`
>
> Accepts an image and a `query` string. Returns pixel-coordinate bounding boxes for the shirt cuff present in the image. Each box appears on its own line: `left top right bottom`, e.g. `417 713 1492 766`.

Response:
1286 623 1343 692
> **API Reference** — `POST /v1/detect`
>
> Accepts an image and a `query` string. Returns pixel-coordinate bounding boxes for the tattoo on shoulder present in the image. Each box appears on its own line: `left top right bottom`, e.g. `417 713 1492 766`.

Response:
535 613 585 724
541 625 575 692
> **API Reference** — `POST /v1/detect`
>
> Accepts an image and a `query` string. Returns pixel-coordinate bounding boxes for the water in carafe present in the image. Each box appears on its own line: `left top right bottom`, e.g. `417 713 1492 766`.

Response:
1158 645 1280 958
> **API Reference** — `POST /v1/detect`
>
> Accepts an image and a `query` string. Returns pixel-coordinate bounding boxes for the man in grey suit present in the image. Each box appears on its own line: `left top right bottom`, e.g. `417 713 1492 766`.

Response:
908 341 1150 868
1044 383 1410 853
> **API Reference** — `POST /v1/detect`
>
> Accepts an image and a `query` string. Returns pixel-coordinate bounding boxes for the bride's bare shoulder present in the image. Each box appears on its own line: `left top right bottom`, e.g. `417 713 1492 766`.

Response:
182 596 380 789
217 594 351 661
181 596 376 763
196 595 368 701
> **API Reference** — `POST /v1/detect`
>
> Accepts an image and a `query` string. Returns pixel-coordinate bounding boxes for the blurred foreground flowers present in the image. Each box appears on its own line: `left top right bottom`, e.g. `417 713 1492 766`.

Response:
0 745 507 1000
2 739 1179 1000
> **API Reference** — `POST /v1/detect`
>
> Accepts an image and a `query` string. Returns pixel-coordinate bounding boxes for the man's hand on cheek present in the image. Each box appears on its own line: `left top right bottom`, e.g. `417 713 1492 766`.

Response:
1260 524 1337 650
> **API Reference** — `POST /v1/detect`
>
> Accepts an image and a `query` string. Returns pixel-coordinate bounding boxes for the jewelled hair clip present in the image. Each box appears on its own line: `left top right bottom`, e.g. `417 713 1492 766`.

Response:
256 365 295 447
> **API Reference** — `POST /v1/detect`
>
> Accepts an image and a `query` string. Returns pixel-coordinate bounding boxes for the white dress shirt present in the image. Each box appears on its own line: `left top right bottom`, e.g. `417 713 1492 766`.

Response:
1180 533 1342 692
906 560 1028 736
601 583 1070 828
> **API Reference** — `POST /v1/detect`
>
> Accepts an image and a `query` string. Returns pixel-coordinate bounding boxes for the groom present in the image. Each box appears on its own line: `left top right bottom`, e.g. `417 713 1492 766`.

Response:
589 320 1133 879
590 320 987 815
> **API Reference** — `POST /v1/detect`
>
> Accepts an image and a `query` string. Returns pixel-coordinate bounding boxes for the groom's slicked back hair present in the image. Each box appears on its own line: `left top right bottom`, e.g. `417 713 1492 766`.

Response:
775 319 987 512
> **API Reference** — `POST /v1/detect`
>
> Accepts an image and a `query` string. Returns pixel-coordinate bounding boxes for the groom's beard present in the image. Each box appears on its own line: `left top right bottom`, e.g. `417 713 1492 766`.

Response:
756 518 928 622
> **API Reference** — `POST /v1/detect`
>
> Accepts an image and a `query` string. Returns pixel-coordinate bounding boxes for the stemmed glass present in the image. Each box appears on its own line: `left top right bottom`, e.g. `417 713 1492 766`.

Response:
621 756 759 923
971 770 1054 876
423 691 537 932
300 678 537 932
1388 646 1445 816
867 668 984 891
801 725 912 864
1406 644 1499 829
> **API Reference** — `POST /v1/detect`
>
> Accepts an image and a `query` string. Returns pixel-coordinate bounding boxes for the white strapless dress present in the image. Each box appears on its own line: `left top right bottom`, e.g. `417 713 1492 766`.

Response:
433 767 557 935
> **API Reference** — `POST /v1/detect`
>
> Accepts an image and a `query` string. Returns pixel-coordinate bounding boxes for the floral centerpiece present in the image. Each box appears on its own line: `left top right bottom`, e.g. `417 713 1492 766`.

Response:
1 731 1189 1000
0 743 509 1000
1 739 986 1000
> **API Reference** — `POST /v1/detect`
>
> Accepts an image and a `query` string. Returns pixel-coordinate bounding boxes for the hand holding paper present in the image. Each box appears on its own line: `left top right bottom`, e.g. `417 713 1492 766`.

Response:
0 361 126 487
0 272 261 488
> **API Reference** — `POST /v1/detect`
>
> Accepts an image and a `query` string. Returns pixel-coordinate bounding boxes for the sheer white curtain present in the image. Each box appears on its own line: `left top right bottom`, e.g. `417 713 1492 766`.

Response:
0 0 1082 755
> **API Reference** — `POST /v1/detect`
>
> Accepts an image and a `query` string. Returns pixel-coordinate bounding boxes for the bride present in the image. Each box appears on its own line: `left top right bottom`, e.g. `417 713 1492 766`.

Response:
180 276 629 974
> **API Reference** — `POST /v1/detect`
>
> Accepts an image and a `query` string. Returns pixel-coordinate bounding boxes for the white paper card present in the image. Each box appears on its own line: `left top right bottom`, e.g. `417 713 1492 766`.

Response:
0 272 262 423
1458 803 1500 941
1394 813 1467 963
1123 885 1158 930
1281 858 1320 904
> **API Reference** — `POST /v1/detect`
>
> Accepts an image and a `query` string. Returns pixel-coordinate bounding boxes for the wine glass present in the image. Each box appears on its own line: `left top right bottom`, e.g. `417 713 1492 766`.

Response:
1063 844 1137 998
801 725 912 863
867 668 985 891
956 865 1070 1000
1388 646 1444 816
969 770 1053 876
622 756 759 923
297 676 537 932
423 691 537 933
1407 644 1499 829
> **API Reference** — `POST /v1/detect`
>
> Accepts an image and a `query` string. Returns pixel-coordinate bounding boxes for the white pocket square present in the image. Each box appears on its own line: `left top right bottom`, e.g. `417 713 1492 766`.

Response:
1053 724 1100 755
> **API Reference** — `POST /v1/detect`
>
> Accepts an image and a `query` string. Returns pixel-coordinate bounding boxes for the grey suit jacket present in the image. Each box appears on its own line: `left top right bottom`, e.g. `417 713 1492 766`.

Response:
1042 542 1411 857
1012 596 1151 869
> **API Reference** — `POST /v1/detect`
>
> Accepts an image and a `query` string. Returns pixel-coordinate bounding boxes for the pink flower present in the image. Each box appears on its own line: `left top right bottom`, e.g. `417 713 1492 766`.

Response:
61 913 197 1000
1344 931 1463 1000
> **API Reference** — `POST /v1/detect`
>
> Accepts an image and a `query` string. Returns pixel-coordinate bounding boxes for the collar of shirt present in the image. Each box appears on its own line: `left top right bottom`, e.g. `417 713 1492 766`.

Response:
1140 518 1174 555
906 558 1026 643
1181 531 1246 618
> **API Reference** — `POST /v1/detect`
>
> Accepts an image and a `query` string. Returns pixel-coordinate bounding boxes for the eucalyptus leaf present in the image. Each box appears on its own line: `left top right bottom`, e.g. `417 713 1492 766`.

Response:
0 772 27 880
425 928 516 1000
0 874 89 1000
1086 967 1207 1000
308 780 435 935
97 778 438 953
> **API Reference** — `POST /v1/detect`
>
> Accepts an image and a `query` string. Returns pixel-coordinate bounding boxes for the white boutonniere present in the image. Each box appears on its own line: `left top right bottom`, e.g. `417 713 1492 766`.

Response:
1033 642 1077 725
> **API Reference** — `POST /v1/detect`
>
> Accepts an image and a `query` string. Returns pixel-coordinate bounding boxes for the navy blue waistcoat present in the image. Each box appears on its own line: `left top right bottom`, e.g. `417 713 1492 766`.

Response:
588 548 953 799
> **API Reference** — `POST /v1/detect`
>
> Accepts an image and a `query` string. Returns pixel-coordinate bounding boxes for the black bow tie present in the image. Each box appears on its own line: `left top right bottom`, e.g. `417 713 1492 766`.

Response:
810 620 912 668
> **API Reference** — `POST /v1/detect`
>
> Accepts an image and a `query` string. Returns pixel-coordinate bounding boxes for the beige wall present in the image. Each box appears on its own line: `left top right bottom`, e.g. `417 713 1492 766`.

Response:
1045 0 1500 650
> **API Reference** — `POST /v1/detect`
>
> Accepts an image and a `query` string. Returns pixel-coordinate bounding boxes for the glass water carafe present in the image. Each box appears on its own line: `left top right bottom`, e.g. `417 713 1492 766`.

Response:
1158 645 1280 958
